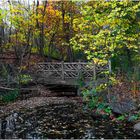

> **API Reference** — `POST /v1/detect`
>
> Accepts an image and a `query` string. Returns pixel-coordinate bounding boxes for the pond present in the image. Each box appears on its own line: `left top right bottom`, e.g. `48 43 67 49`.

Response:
1 102 140 139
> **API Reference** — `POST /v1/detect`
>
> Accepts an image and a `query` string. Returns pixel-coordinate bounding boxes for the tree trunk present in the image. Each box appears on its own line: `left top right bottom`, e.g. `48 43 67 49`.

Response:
61 2 73 62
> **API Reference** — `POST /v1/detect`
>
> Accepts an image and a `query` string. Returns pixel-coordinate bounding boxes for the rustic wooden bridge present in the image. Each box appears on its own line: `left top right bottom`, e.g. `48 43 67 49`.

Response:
36 62 109 86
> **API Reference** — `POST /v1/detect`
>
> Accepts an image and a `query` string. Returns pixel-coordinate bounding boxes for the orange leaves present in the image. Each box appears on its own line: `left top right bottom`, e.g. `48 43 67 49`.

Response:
36 4 61 31
45 5 61 27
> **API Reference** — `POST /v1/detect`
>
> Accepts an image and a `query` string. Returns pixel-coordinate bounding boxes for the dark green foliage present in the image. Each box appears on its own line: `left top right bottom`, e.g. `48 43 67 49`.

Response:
111 48 140 82
1 89 19 103
73 50 87 61
81 83 113 114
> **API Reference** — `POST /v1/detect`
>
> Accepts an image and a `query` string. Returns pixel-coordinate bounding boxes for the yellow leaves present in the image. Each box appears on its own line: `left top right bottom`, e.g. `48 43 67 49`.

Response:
110 18 120 26
45 5 61 21
31 47 38 53
89 45 96 51
34 29 40 37
11 33 26 44
38 5 44 9
34 14 42 21
96 83 108 92
92 58 108 65
28 4 61 27
73 17 83 31
109 76 118 85
103 1 110 7
46 6 60 17
20 66 27 71
5 43 13 49
10 8 23 14
64 15 70 23
37 5 61 29
133 4 139 11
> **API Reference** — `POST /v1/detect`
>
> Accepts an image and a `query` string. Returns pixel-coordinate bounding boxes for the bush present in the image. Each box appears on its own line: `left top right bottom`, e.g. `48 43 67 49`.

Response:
1 89 19 103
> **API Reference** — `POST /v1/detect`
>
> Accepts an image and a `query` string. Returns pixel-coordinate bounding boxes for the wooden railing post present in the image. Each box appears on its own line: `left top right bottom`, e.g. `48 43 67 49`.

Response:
78 60 81 78
61 61 64 80
48 63 50 72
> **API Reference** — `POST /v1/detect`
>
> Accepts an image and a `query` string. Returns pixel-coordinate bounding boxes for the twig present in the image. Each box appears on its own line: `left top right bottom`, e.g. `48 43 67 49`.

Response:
0 86 15 91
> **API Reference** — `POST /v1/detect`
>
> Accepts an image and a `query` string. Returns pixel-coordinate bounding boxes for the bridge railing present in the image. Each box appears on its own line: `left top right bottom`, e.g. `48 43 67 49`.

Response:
37 62 108 79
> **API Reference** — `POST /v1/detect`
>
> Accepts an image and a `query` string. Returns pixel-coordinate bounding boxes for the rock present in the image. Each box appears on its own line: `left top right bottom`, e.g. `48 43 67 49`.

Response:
134 122 140 131
110 100 136 114
83 128 95 139
25 121 32 127
0 119 7 139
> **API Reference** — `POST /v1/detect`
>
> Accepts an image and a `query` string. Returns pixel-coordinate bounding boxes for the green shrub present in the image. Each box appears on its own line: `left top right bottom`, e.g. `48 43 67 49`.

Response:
116 115 126 121
1 89 19 103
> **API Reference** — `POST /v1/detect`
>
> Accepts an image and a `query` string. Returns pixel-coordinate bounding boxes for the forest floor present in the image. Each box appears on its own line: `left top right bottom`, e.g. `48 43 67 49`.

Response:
1 86 140 139
0 88 83 118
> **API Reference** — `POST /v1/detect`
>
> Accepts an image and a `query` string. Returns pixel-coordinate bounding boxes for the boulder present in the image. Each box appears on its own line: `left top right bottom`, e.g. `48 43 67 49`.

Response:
134 122 140 131
110 100 136 114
